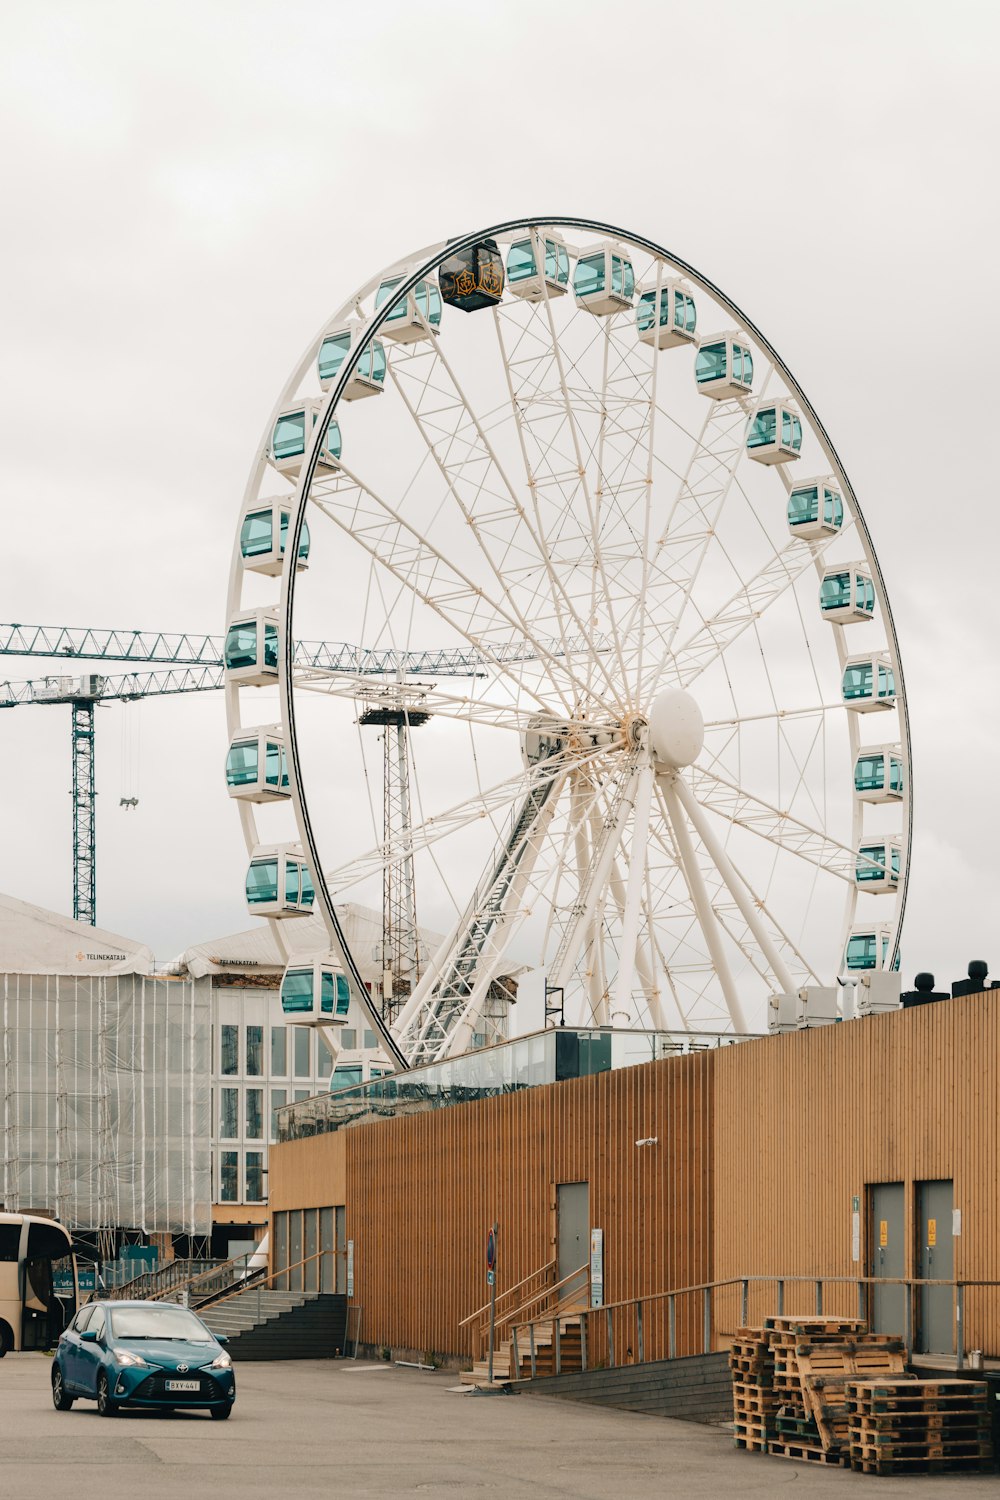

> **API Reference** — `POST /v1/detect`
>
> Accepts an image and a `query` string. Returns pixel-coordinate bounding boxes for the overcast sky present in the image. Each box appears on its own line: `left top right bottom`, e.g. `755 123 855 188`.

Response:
1 0 997 997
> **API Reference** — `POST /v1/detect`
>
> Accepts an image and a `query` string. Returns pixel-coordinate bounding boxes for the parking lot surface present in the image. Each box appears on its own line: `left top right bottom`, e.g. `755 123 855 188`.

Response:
1 1353 997 1498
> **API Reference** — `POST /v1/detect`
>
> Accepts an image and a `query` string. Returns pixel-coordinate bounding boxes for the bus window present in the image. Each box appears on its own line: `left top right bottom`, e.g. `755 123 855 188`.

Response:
0 1226 19 1262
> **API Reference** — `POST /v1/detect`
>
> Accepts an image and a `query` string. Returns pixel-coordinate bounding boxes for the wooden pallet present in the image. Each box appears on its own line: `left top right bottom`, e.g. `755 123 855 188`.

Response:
846 1376 995 1475
852 1455 994 1476
766 1438 846 1466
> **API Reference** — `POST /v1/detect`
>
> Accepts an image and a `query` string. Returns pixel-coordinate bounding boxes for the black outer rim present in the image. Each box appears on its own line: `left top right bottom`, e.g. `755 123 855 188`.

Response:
281 218 911 1069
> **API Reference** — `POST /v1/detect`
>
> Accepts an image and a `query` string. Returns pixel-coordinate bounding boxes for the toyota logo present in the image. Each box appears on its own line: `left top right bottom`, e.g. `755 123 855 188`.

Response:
177 1363 189 1373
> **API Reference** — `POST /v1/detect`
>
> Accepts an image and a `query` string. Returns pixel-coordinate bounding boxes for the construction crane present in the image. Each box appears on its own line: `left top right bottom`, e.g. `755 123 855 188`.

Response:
0 626 493 953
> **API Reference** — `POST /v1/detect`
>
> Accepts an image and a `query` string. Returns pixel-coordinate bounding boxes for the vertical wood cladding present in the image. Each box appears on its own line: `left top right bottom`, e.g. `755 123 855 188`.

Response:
342 1052 713 1358
266 993 1000 1359
712 993 1000 1350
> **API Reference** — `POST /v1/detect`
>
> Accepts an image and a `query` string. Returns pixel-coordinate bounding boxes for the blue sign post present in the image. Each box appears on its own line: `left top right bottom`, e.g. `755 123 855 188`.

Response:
486 1222 499 1384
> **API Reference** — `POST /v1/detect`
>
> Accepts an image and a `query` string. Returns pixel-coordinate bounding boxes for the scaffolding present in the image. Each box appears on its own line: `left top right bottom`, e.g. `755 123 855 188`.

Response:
0 972 211 1236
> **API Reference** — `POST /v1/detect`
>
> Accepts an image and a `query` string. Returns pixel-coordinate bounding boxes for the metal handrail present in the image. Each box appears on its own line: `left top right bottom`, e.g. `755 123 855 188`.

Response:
205 1249 327 1317
511 1272 1000 1378
495 1262 588 1332
458 1257 557 1330
105 1257 228 1302
147 1251 263 1305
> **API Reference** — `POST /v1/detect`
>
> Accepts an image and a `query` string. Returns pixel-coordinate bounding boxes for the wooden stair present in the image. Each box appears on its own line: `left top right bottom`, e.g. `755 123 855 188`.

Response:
461 1316 584 1386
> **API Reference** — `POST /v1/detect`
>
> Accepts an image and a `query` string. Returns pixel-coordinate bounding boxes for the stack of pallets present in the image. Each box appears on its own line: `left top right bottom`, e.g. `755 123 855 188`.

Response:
847 1378 993 1476
731 1316 912 1466
729 1328 777 1454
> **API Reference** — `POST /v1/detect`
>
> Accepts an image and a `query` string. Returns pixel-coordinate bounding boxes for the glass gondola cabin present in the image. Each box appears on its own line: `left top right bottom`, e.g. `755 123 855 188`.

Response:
438 239 505 313
240 500 310 577
374 274 443 343
245 844 315 918
819 565 876 624
845 925 899 973
787 478 845 540
854 744 904 804
224 609 280 687
747 401 803 465
506 230 571 302
280 958 351 1023
573 243 635 316
317 326 386 400
694 334 754 399
855 839 902 894
842 653 896 712
268 400 342 480
636 279 697 350
226 725 290 803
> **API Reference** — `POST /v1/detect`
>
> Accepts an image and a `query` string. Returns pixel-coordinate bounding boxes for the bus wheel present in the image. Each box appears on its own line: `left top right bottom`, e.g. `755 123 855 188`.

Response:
0 1322 12 1357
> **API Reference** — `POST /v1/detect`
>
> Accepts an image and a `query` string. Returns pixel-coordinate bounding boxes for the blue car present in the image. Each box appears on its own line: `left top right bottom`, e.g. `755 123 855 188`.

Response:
52 1299 236 1418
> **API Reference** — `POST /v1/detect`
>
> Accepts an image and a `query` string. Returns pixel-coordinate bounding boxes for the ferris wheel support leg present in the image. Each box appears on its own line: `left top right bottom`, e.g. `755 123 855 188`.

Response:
658 775 748 1034
612 759 655 1018
671 776 796 996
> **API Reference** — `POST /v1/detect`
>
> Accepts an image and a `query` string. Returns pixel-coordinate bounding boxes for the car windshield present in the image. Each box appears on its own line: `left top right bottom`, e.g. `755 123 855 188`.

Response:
109 1306 213 1341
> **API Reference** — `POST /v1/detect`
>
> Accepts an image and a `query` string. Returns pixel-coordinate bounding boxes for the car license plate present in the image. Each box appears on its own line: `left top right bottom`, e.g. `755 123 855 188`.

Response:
166 1379 200 1392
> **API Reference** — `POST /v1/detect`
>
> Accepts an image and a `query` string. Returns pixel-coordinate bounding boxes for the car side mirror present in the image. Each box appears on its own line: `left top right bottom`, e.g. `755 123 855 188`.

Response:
216 1334 228 1345
81 1330 99 1343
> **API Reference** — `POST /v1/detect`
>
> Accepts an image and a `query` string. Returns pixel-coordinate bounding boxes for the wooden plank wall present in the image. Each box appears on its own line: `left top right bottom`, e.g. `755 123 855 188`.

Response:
342 1052 713 1359
712 993 1000 1350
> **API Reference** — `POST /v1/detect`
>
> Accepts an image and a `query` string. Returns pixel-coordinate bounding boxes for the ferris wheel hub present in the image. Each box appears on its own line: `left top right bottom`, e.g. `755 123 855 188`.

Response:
648 688 704 769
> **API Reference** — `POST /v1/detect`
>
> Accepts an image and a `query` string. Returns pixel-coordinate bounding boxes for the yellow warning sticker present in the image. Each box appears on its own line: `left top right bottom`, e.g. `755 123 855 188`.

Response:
879 1219 888 1247
928 1218 937 1247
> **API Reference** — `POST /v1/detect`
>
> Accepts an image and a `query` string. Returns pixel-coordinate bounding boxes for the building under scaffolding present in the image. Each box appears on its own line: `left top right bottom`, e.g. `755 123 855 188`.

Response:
0 895 211 1247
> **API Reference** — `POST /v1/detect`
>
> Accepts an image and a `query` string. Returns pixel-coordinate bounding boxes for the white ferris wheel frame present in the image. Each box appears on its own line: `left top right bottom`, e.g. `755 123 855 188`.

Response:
225 217 912 1072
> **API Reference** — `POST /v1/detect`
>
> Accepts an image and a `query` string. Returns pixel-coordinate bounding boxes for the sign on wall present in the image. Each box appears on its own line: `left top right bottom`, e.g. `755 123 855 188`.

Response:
590 1228 604 1308
346 1238 354 1298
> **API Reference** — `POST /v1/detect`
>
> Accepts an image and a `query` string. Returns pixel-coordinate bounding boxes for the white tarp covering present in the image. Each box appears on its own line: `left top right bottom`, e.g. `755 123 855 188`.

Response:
1 972 211 1234
180 901 443 981
0 893 153 976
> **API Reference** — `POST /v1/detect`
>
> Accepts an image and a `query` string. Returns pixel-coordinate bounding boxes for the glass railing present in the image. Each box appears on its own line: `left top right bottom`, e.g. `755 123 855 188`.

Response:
274 1025 763 1143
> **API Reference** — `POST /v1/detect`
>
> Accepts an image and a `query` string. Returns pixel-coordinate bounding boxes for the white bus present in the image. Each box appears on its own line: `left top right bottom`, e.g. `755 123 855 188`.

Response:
0 1212 76 1355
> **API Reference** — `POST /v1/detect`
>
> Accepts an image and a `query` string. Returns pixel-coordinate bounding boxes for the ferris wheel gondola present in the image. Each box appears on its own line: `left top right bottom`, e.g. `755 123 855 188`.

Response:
225 218 910 1072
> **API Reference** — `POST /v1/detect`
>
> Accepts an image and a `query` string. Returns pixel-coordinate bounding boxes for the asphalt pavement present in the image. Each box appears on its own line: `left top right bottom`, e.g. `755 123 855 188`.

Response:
1 1353 997 1498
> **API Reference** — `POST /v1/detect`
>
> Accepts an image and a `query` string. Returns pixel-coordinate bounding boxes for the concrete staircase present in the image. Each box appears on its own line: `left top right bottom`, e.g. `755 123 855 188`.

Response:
199 1288 348 1361
461 1316 583 1386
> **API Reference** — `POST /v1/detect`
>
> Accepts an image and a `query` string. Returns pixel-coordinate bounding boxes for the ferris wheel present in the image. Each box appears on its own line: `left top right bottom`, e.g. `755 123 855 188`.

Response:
224 218 910 1070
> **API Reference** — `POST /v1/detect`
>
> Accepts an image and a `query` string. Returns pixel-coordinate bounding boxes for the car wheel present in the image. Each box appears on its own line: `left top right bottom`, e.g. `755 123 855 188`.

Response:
51 1365 75 1410
96 1371 118 1418
210 1406 232 1420
0 1321 12 1358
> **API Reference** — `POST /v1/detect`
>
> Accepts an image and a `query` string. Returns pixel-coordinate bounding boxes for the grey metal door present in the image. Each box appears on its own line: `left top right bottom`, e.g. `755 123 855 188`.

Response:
335 1205 347 1295
557 1182 589 1285
869 1182 905 1335
917 1180 954 1353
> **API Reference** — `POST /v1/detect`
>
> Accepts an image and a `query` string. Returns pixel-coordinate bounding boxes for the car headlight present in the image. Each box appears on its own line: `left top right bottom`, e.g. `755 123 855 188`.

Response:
209 1351 232 1369
113 1349 148 1368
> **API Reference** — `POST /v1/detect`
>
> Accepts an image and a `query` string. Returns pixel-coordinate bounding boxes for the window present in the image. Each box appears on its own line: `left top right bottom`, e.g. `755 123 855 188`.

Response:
246 1025 263 1076
89 1308 106 1340
375 275 407 321
278 510 309 561
317 1036 333 1076
220 1151 239 1202
285 862 300 905
246 860 278 906
220 1088 239 1139
220 1025 239 1075
226 739 259 787
340 1029 356 1050
843 661 873 700
889 758 904 795
240 510 273 558
293 1089 311 1102
273 409 306 460
246 1088 263 1139
270 1088 287 1140
788 486 819 527
271 1026 287 1075
294 1027 311 1078
823 488 844 528
245 1152 265 1203
363 1029 377 1050
574 253 605 299
332 1066 363 1091
879 664 895 697
73 1304 96 1333
611 256 624 296
264 740 287 788
318 331 352 384
224 622 258 670
507 238 536 283
820 572 852 612
695 341 727 385
855 755 885 793
747 407 777 449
